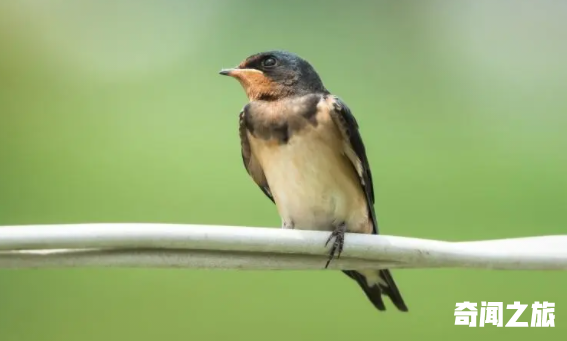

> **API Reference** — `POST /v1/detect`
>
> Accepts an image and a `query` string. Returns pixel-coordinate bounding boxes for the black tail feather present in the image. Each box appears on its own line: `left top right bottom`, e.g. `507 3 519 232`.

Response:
343 269 408 312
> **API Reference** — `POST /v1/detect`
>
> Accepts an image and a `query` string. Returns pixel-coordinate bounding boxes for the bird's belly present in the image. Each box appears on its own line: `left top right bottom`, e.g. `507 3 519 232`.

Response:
258 137 368 232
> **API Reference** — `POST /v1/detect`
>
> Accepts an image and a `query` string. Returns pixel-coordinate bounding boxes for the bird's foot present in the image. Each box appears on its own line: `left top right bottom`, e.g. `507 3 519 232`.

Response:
282 220 294 229
324 222 346 269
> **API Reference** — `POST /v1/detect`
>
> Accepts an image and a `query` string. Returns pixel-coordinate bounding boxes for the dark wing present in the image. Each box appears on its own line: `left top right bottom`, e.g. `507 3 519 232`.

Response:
329 98 409 312
328 96 379 234
238 110 275 204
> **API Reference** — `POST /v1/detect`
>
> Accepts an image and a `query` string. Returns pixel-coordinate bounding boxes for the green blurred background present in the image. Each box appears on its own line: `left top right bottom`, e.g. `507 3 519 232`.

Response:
0 0 565 339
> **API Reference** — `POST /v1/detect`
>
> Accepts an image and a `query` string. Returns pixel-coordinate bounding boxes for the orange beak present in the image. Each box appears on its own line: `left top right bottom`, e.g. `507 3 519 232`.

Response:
219 66 272 100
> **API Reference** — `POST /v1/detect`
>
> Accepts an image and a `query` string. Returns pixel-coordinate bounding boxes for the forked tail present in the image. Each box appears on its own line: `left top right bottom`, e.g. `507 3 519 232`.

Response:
343 269 408 312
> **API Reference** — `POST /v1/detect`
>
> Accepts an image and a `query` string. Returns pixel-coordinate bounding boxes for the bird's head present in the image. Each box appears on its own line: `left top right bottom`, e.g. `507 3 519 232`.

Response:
219 50 327 101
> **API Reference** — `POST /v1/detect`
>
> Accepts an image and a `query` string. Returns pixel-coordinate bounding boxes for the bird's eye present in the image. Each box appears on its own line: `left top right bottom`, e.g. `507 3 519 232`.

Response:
261 57 277 68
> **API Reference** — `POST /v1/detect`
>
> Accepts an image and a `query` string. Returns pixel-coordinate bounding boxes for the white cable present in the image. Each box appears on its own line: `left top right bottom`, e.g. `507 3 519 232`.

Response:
0 223 565 270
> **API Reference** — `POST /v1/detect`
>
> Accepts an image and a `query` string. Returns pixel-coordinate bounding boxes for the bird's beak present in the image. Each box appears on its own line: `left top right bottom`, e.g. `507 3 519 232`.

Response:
219 68 263 78
219 68 235 76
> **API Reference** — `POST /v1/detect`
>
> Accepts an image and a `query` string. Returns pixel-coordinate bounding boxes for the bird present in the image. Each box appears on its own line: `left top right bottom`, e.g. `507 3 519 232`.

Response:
219 50 408 312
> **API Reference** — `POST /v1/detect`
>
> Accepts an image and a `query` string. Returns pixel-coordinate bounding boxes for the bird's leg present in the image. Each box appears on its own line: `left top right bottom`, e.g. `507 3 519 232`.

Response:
282 220 294 229
324 222 347 269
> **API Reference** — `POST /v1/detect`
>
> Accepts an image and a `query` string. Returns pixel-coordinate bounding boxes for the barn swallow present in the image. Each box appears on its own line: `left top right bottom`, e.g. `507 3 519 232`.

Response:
220 50 408 312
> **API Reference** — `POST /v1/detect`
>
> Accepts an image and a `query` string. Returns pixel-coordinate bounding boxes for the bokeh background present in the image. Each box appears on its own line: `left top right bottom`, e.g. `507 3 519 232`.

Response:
0 0 565 340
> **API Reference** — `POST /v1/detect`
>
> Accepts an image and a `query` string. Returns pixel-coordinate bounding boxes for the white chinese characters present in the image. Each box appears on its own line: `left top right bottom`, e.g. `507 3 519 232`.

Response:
506 301 528 327
454 301 555 327
531 301 555 327
480 302 503 327
455 301 478 327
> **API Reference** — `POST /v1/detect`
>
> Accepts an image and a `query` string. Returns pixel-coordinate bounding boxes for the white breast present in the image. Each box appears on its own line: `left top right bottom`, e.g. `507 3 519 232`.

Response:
249 116 369 232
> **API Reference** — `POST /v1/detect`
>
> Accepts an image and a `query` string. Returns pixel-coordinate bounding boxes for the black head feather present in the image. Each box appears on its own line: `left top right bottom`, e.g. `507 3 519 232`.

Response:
239 50 328 96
